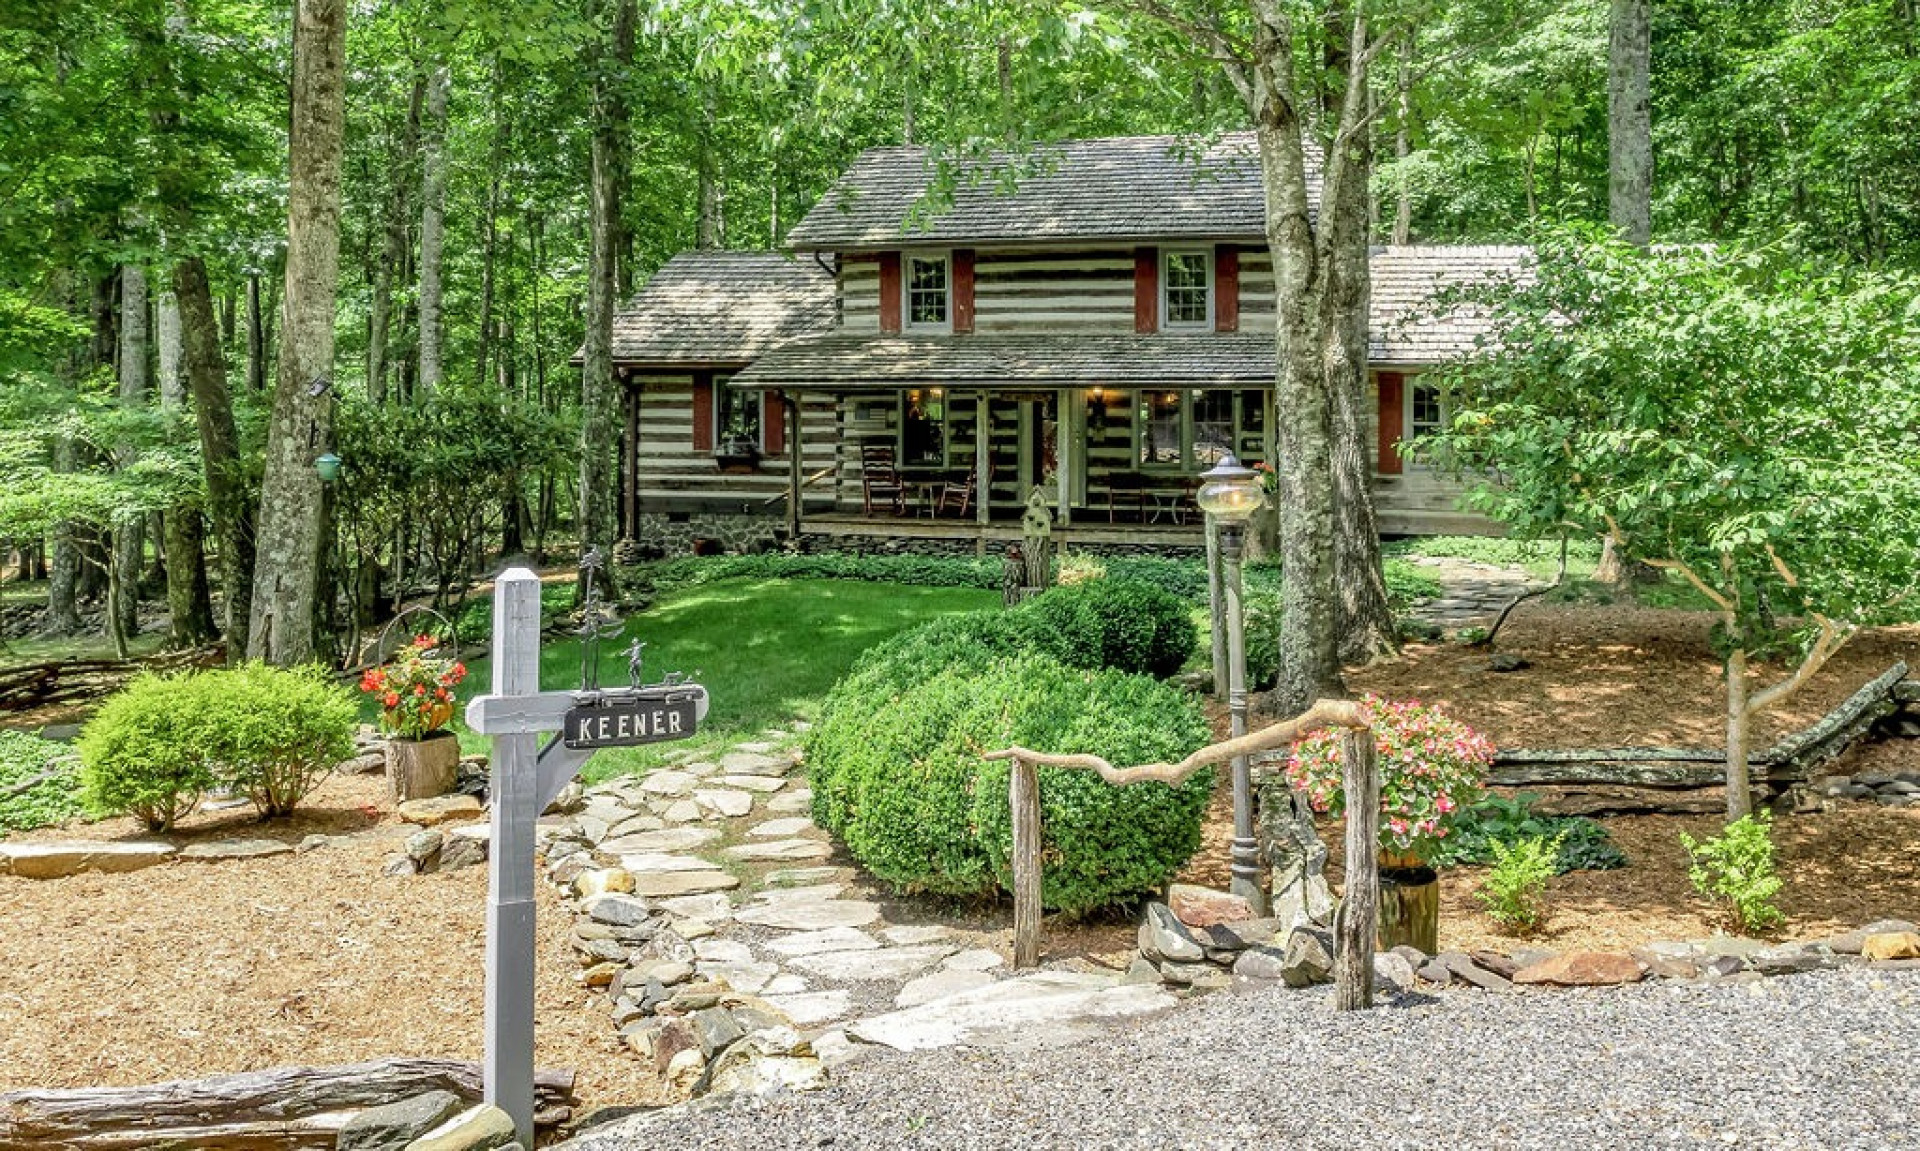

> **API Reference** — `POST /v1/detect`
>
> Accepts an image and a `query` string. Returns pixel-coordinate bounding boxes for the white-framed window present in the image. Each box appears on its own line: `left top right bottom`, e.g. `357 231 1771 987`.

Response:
713 373 762 452
904 252 951 331
1403 378 1448 464
1160 249 1212 329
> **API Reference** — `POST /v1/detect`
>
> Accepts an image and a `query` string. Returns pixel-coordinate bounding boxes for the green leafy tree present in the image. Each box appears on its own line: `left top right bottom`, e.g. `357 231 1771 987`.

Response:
1428 232 1920 819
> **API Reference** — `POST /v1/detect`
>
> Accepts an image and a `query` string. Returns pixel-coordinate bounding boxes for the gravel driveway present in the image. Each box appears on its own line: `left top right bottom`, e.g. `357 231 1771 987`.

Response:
562 969 1920 1150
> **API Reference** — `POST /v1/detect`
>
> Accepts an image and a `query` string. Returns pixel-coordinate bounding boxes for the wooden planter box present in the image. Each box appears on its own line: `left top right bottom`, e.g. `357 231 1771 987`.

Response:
387 732 461 803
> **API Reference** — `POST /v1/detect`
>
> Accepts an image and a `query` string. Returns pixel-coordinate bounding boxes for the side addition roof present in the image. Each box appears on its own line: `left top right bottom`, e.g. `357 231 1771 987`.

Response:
600 251 836 368
1369 245 1532 367
787 133 1319 251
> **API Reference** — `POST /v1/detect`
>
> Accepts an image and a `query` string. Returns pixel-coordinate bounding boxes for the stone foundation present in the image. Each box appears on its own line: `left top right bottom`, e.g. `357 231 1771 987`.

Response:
632 512 785 559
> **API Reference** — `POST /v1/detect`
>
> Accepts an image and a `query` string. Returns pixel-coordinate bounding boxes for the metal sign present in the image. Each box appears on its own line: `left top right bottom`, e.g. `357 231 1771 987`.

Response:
563 690 702 748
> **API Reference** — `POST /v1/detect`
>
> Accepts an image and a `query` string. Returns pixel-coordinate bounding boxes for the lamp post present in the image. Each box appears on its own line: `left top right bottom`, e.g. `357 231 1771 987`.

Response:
1196 453 1268 915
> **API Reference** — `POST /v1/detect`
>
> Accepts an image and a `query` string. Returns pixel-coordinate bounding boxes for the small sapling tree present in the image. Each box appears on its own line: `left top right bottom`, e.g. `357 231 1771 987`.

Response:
1425 233 1920 821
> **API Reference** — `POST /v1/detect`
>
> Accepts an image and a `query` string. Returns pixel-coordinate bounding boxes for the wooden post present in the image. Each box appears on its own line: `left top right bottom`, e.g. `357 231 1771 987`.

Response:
483 569 542 1145
974 391 990 527
1334 727 1380 1010
1010 756 1042 969
786 393 802 541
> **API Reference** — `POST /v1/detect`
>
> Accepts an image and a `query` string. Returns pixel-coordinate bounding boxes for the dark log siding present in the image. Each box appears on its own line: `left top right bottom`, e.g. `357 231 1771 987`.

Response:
627 374 837 515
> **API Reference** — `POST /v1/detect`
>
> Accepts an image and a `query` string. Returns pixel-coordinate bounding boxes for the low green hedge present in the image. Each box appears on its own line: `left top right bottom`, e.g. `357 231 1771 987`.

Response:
1010 579 1198 678
79 665 357 829
808 654 1212 914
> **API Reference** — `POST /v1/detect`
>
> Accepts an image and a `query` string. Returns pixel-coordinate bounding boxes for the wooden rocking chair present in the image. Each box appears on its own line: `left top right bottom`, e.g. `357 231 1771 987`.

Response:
936 463 989 518
861 445 906 516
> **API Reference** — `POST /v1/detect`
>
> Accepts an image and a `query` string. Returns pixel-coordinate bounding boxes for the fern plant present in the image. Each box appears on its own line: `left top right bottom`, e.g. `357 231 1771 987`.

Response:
1679 814 1786 933
1477 832 1563 934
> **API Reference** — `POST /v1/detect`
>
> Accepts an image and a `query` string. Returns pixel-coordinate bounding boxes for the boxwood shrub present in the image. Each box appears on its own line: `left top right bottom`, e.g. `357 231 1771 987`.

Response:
808 652 1212 915
1009 579 1199 679
79 664 357 828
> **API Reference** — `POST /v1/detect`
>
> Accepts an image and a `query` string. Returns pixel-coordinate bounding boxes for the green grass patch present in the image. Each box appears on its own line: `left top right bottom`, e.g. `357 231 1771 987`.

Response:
0 730 81 837
1384 535 1603 584
371 577 998 772
0 631 168 671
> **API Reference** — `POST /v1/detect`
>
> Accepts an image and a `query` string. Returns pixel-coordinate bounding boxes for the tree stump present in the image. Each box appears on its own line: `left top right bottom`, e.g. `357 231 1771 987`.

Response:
387 733 460 803
1377 863 1440 955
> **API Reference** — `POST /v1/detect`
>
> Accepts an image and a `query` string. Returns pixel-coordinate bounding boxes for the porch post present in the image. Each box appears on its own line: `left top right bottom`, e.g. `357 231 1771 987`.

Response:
622 376 639 540
1056 391 1073 527
974 391 990 526
786 392 802 541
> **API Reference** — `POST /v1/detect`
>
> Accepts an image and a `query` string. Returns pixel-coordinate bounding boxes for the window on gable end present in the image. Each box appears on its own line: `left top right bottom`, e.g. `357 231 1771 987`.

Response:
904 253 951 330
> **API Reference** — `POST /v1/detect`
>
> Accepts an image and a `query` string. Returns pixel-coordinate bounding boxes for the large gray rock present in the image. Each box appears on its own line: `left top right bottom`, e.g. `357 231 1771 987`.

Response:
787 944 954 982
404 1103 518 1151
719 751 788 777
1439 950 1514 992
735 897 881 932
1281 926 1335 988
1137 903 1204 964
336 1089 464 1151
179 838 295 862
0 840 176 879
1373 952 1417 994
1232 945 1289 982
598 827 720 855
628 870 740 898
723 838 831 862
848 973 1175 1053
761 927 880 958
896 968 997 1008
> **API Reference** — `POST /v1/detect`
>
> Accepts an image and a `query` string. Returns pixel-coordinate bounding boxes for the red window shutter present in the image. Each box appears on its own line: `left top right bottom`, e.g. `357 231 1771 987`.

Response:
879 252 902 333
1134 247 1158 333
691 374 714 452
1215 245 1240 332
953 249 976 333
1376 372 1404 475
763 391 786 455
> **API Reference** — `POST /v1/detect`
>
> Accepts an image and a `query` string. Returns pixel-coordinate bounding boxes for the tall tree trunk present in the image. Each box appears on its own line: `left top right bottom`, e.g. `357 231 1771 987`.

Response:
249 0 346 666
1392 37 1412 246
245 273 266 392
156 285 183 405
1598 0 1654 585
1251 16 1343 715
1322 15 1397 665
111 263 149 645
477 57 507 389
417 64 450 398
696 83 721 250
1724 647 1753 821
175 260 239 651
1607 0 1652 245
580 0 636 578
46 434 83 635
367 141 405 404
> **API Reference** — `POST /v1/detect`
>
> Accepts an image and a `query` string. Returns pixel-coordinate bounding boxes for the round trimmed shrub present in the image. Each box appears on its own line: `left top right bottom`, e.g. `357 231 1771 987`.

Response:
810 653 1213 915
78 664 357 827
78 672 213 831
1011 579 1199 678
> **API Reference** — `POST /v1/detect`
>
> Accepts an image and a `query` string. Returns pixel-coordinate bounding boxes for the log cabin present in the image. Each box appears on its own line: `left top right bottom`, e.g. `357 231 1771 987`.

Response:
601 133 1526 557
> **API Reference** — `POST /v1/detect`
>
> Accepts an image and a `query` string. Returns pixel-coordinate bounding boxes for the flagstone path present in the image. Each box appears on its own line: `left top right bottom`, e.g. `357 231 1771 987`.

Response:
1401 555 1551 630
540 725 1174 1088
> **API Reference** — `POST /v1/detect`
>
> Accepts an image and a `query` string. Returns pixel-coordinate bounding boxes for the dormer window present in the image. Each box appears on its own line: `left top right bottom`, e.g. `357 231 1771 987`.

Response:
904 253 951 331
1161 250 1212 329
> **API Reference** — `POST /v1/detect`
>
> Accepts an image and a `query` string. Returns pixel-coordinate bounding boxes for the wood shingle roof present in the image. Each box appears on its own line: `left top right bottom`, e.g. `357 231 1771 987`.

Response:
606 251 835 367
786 133 1317 250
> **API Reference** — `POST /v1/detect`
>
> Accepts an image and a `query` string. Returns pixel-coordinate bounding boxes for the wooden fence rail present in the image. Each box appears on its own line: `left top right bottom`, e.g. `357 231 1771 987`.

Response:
987 698 1383 1010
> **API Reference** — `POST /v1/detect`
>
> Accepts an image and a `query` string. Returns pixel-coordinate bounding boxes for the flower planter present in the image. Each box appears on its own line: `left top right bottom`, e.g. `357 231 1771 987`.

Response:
387 731 460 803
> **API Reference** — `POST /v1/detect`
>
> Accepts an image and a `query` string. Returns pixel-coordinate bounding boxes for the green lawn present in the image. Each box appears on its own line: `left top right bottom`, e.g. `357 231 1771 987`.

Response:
412 576 998 777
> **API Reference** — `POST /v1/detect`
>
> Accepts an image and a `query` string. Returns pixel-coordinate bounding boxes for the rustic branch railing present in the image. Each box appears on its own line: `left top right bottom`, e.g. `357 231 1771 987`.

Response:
987 698 1384 1011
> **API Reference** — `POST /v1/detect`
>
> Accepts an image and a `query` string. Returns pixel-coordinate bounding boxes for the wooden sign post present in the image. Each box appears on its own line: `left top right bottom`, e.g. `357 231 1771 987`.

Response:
463 568 706 1144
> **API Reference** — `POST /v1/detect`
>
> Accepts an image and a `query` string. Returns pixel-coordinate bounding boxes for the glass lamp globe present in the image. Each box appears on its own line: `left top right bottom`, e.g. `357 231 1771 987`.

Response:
1195 454 1265 524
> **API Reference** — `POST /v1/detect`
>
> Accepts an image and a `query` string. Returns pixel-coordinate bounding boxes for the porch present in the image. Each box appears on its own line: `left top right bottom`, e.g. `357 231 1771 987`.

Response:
798 510 1205 550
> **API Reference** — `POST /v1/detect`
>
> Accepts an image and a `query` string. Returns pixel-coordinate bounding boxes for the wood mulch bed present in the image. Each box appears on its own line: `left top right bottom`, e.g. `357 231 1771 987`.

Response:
1181 603 1920 954
0 774 662 1110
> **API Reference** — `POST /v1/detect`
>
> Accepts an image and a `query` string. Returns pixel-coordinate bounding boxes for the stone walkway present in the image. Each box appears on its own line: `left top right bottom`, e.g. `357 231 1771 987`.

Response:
1401 555 1550 630
538 727 1173 1097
